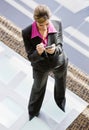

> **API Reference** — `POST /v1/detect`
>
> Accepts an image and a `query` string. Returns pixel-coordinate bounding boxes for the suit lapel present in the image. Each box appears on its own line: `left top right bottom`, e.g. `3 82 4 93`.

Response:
48 34 52 46
48 33 57 46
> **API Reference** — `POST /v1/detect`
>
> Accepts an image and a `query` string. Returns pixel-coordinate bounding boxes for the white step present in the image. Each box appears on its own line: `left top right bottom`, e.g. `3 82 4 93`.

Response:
21 117 51 130
0 41 88 130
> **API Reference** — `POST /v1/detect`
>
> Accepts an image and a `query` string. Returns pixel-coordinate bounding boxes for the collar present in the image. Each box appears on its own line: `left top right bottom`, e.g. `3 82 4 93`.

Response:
31 21 57 39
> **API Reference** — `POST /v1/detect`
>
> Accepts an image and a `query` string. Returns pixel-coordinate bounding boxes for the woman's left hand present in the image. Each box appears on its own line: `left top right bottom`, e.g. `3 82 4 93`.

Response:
45 44 56 54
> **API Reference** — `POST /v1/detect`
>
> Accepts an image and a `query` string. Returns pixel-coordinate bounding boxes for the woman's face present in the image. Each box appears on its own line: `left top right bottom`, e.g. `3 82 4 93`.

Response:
36 19 49 31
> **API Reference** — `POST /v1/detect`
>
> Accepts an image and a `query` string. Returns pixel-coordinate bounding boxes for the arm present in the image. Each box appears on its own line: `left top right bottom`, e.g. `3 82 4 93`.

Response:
22 26 45 63
54 20 63 55
47 20 63 56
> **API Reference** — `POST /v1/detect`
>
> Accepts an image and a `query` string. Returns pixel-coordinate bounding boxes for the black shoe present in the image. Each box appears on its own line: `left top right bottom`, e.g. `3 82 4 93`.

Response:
35 113 39 117
29 113 39 121
29 115 34 120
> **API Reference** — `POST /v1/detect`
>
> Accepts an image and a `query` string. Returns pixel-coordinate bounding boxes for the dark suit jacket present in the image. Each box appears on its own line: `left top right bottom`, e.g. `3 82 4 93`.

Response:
22 20 68 71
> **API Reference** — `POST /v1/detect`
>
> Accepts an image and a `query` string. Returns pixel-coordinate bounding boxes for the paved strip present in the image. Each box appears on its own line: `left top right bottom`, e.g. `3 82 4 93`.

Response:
55 0 89 13
5 0 33 19
64 35 89 58
65 26 89 48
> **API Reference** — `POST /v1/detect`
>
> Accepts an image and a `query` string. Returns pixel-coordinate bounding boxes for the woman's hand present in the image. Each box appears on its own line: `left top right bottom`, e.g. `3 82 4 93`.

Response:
36 43 45 55
45 44 55 54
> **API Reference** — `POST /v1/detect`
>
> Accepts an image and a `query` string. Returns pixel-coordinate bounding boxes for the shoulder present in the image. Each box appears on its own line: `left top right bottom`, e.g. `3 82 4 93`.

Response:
51 19 62 31
51 19 61 24
22 24 32 36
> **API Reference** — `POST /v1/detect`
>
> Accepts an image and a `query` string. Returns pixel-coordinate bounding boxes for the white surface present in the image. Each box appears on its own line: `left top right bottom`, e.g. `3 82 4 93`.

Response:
55 0 89 13
5 0 33 19
21 117 51 130
0 97 24 128
14 75 32 99
64 35 89 58
0 55 20 84
0 41 88 130
65 26 89 47
85 17 89 22
0 46 4 53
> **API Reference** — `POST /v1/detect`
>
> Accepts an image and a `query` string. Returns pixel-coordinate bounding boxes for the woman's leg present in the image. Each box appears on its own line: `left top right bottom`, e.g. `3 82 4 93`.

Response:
28 69 48 118
53 63 68 112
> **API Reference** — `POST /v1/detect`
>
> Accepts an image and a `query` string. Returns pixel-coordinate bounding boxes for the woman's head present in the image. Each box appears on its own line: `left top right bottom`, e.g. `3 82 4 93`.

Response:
33 4 51 23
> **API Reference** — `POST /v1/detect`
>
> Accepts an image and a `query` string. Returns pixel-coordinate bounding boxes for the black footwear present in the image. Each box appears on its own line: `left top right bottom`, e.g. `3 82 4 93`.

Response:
29 113 39 121
35 113 39 117
29 115 34 120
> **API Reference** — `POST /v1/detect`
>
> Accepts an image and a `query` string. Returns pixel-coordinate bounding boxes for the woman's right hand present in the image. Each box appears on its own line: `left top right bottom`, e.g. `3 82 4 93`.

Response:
36 43 45 55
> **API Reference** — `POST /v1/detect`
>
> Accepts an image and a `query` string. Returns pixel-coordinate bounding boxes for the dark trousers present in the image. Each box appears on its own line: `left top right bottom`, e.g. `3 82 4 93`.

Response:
28 63 68 116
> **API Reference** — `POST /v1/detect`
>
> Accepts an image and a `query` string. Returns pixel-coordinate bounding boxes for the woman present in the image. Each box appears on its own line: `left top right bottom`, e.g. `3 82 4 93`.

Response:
22 4 68 120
